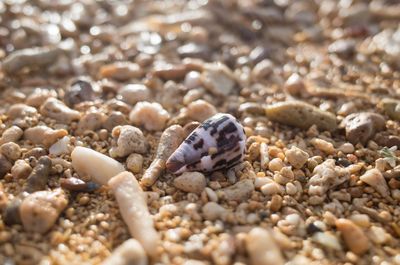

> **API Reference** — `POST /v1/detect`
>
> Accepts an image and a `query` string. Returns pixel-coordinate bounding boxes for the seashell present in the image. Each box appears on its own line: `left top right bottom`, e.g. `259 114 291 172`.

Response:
166 113 246 174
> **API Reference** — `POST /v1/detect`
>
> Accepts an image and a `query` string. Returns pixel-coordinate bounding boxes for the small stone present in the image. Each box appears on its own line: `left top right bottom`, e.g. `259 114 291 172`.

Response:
40 98 80 124
20 189 68 233
335 218 369 255
310 138 335 155
265 101 337 132
0 155 12 179
202 202 227 221
7 104 37 119
23 147 47 159
99 62 143 81
219 179 254 202
341 112 385 145
246 227 284 265
201 63 237 96
103 111 127 132
26 88 57 108
0 142 21 161
129 101 170 131
76 111 106 134
185 99 217 122
11 159 32 179
60 177 99 192
270 195 282 212
0 126 24 145
312 232 342 251
24 126 68 147
184 71 202 90
261 182 281 196
3 198 22 225
174 172 206 194
109 125 148 157
101 238 147 265
349 214 370 228
360 168 389 198
379 98 400 121
0 183 8 211
337 143 355 154
269 158 285 172
126 153 144 174
64 78 95 107
284 73 308 97
49 136 70 156
285 146 309 168
328 39 355 58
252 59 273 80
24 156 52 193
118 84 151 105
369 226 390 245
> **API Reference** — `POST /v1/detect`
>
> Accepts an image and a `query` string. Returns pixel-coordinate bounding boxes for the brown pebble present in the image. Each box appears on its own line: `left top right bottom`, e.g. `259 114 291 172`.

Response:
336 218 369 255
0 155 12 179
270 195 282 212
23 156 52 193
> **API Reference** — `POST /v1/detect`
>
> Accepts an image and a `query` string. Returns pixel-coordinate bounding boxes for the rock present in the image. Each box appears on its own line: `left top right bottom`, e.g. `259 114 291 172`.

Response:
341 112 385 145
0 126 24 145
238 103 265 115
129 101 170 131
265 101 337 132
0 155 12 179
0 183 7 211
336 218 369 255
40 98 80 124
60 177 99 192
71 146 125 185
283 73 308 97
185 99 217 122
20 189 68 233
26 88 58 108
153 64 188 80
252 59 273 80
285 146 309 169
23 156 52 193
328 39 356 58
0 142 21 161
360 168 389 198
312 232 342 251
24 126 68 147
108 171 160 257
3 198 22 225
101 239 148 265
103 111 127 131
109 125 148 157
201 63 237 96
202 202 227 221
11 160 32 179
7 104 37 119
308 159 350 205
173 172 206 194
64 78 95 107
177 43 210 59
310 138 336 154
118 84 151 105
126 153 143 174
23 147 47 159
246 227 284 265
379 98 400 121
49 136 70 156
99 62 144 81
219 179 254 202
184 71 202 90
76 111 106 134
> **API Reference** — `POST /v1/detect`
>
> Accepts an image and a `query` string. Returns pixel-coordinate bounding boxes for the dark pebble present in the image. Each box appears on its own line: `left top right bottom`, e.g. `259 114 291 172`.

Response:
24 156 52 193
3 198 22 225
306 223 322 235
336 158 351 167
0 155 12 179
60 177 100 192
64 78 95 107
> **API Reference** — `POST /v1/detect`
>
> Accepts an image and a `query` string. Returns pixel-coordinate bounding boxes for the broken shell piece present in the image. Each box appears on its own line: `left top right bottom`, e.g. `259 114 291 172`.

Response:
109 125 148 158
166 113 246 174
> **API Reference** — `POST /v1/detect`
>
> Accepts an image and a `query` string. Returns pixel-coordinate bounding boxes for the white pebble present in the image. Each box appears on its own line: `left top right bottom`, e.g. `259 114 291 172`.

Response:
118 84 151 105
101 238 147 265
202 202 226 221
129 101 170 131
49 136 70 156
109 125 148 157
174 172 207 194
246 227 284 265
360 168 389 197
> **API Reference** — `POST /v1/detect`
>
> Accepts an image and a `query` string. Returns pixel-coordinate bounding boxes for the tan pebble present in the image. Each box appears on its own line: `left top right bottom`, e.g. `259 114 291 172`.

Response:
109 125 148 157
126 153 143 174
185 99 217 122
205 187 218 202
252 59 273 80
202 202 227 221
76 111 106 135
261 182 281 196
1 142 21 161
270 195 282 212
285 146 309 169
255 177 273 189
0 154 12 178
312 232 342 251
337 143 355 154
369 226 390 245
24 126 68 147
269 158 285 172
118 84 151 105
335 218 369 255
103 111 127 132
40 98 80 124
201 63 236 96
0 126 23 145
311 138 336 155
246 227 284 265
7 103 37 119
26 88 57 108
285 182 297 195
220 179 254 202
173 172 206 194
284 73 308 97
129 101 170 131
11 159 32 179
101 238 147 265
360 168 389 197
99 62 143 81
20 189 68 234
79 196 90 206
349 214 370 228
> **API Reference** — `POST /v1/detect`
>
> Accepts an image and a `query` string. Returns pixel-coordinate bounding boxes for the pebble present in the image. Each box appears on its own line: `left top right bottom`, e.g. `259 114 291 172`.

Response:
118 84 151 105
76 111 106 134
0 142 21 161
350 214 370 228
184 71 202 90
335 218 369 255
103 111 128 132
24 126 68 147
360 168 389 198
269 158 285 171
173 172 206 194
270 195 282 212
20 189 68 234
246 227 284 265
201 63 237 96
23 147 47 159
7 103 37 119
205 187 218 202
49 136 70 156
64 78 95 107
312 232 342 251
129 101 170 131
284 73 308 97
60 177 99 192
202 202 227 221
11 159 32 179
3 198 22 225
109 125 148 157
71 146 125 185
0 155 12 179
328 39 355 58
0 126 24 145
99 62 143 81
24 156 52 193
141 125 184 187
126 153 143 174
369 226 390 245
252 59 273 80
0 183 7 211
310 138 336 155
40 98 81 124
238 102 265 115
184 99 217 122
26 88 57 108
108 171 160 257
261 182 281 196
285 146 309 168
341 112 386 145
265 101 337 132
101 238 147 265
379 98 400 121
219 179 254 202
337 143 355 154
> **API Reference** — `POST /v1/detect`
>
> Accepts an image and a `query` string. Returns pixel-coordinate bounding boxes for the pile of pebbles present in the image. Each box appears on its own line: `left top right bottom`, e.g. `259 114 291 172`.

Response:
1 0 400 264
